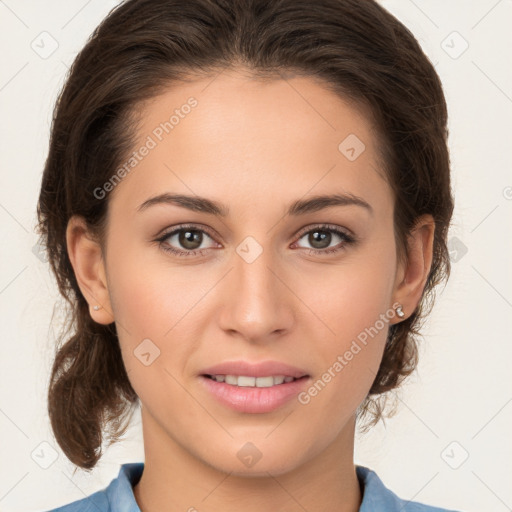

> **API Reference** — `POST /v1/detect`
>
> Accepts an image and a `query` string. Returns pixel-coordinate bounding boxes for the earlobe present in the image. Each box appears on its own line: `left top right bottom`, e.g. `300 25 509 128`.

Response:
391 214 435 323
66 215 115 325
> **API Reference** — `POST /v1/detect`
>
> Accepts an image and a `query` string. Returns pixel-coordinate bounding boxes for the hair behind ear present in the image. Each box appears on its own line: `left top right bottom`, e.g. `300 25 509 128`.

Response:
47 300 138 471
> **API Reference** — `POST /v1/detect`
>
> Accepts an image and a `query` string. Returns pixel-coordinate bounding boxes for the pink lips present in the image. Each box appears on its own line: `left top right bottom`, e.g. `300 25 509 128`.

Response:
199 360 310 414
200 360 309 379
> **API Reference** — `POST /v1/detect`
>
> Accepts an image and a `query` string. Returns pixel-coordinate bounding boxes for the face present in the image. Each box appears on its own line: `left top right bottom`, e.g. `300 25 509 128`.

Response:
77 69 416 476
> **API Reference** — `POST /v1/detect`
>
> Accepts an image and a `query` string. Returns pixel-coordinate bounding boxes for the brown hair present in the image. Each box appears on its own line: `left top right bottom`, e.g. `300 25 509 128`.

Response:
36 0 453 470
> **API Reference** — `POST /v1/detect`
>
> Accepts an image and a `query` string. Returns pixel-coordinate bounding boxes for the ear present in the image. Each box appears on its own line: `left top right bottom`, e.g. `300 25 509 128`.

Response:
66 215 114 324
391 214 435 323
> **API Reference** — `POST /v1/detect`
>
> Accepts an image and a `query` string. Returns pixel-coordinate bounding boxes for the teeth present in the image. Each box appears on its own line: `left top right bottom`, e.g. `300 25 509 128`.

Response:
273 376 285 385
209 375 298 387
225 375 238 385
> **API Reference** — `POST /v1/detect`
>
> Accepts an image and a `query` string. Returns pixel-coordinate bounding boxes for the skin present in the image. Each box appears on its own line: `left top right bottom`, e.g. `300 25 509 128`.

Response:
66 68 434 512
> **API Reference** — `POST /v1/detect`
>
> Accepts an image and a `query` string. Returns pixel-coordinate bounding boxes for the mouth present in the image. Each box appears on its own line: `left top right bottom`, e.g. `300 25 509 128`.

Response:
198 360 310 413
199 372 311 413
201 374 309 388
200 360 309 381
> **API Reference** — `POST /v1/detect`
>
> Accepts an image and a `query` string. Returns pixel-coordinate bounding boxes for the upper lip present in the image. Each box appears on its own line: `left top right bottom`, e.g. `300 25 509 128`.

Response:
200 360 309 379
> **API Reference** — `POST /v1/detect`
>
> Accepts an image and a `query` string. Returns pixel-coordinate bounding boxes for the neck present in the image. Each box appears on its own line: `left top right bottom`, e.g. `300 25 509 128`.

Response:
133 409 362 512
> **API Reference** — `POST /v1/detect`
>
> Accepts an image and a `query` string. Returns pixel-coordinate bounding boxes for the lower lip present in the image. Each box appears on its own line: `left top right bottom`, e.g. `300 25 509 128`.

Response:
199 375 310 413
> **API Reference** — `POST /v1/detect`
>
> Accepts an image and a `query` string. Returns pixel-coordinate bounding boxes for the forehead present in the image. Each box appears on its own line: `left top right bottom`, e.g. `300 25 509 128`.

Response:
109 69 391 216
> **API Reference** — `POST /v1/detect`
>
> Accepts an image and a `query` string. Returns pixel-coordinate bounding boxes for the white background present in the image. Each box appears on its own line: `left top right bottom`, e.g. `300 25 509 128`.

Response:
0 1 511 511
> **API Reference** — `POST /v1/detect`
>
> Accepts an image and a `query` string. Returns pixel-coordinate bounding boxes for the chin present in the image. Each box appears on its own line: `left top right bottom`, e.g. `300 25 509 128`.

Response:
202 442 307 478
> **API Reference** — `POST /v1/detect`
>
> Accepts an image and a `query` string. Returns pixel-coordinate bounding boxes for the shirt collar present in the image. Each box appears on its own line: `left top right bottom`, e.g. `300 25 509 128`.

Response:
356 465 407 510
106 462 143 512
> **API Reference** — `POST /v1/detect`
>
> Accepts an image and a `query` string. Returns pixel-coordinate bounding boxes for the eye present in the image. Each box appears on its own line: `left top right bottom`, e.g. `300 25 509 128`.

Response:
293 224 356 256
155 224 219 257
155 223 356 258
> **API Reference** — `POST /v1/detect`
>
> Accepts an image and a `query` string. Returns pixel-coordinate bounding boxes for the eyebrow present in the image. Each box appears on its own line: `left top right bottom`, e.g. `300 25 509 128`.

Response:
137 192 373 217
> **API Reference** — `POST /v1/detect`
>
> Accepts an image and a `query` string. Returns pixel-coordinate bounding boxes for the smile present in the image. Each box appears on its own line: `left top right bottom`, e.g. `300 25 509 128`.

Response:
205 374 300 387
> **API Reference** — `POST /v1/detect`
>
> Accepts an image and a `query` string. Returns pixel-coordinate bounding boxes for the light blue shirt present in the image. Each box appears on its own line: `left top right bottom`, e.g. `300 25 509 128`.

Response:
44 462 462 511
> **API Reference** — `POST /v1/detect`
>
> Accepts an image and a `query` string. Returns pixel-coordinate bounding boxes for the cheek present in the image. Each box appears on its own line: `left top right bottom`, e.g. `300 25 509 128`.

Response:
105 228 203 335
104 238 230 406
296 239 397 343
293 243 396 410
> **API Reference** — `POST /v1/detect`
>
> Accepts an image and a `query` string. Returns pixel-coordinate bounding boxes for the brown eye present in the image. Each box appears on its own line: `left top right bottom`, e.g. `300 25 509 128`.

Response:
305 229 333 250
156 224 218 257
177 229 204 250
294 224 356 255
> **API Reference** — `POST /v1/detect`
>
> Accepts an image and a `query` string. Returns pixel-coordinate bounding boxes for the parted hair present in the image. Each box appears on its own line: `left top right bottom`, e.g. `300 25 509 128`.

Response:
36 0 453 470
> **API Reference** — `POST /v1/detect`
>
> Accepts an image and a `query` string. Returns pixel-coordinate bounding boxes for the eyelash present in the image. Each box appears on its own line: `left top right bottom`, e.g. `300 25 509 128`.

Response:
155 223 356 258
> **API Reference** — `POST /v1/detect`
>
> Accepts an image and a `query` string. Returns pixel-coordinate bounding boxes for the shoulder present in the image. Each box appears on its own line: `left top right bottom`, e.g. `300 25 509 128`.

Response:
42 462 144 512
356 465 464 512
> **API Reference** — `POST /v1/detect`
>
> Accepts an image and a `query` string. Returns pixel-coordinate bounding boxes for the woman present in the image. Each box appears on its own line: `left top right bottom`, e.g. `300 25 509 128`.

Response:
37 0 460 510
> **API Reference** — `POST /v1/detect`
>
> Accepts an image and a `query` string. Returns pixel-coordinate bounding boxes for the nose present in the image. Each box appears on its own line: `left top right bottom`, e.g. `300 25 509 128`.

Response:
217 243 295 343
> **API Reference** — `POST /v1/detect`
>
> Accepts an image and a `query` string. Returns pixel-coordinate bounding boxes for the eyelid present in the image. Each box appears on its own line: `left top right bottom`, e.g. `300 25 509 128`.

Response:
157 222 354 241
294 222 355 240
156 223 219 242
